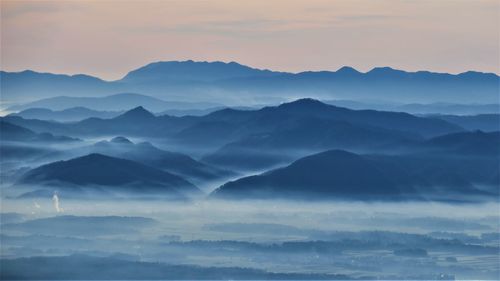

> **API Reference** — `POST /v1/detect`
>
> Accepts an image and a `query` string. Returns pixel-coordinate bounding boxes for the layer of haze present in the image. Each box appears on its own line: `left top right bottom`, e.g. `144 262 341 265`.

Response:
1 0 499 80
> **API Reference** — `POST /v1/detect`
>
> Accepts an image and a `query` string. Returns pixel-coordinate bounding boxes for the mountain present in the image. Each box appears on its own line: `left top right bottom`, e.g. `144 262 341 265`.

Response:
430 114 500 132
215 67 499 104
112 105 156 121
211 150 494 201
324 100 500 115
8 107 122 122
396 103 500 115
2 61 498 105
0 121 64 161
0 121 67 162
202 117 416 170
6 93 222 112
72 106 192 137
0 120 78 143
203 118 499 172
158 106 226 117
3 99 463 155
121 60 280 83
18 153 202 199
176 99 461 151
108 136 133 144
4 105 172 139
0 70 110 103
1 106 191 137
423 131 500 155
211 150 415 200
0 116 74 136
89 137 235 185
195 99 463 169
222 98 460 137
0 120 35 140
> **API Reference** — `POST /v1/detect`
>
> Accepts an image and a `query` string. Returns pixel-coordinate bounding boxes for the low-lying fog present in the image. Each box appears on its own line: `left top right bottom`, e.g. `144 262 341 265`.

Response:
1 118 499 279
1 196 499 280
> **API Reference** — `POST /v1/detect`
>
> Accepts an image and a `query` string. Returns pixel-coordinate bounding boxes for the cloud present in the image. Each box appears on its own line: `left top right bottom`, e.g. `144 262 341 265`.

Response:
1 2 57 19
0 1 81 19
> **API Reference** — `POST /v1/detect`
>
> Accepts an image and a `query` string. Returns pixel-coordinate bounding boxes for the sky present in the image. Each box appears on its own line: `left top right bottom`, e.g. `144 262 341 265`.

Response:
1 0 499 80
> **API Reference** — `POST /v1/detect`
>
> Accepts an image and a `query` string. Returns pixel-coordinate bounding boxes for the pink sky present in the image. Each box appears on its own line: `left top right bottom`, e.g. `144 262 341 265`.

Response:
1 0 499 80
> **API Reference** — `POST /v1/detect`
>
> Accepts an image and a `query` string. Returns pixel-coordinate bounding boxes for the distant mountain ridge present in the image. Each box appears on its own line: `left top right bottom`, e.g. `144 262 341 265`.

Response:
430 114 500 132
5 93 222 112
9 107 122 122
121 60 281 82
324 100 500 115
2 60 498 104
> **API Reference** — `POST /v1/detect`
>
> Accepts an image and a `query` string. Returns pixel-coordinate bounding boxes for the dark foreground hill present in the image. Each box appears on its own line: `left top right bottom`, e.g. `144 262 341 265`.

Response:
17 153 201 199
212 150 497 201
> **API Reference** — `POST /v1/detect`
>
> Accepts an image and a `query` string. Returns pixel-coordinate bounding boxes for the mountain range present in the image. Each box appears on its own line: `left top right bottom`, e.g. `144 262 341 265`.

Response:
13 129 497 201
85 137 235 186
2 60 498 105
2 95 498 202
8 107 123 122
5 93 222 112
2 106 190 137
0 120 78 143
1 99 463 159
325 100 500 115
6 94 498 121
430 114 500 132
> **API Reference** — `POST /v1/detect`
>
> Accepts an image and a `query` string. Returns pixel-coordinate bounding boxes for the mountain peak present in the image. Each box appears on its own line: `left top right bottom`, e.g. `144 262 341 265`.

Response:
110 136 133 144
367 66 406 75
76 153 112 162
115 106 155 120
279 98 328 109
336 66 360 75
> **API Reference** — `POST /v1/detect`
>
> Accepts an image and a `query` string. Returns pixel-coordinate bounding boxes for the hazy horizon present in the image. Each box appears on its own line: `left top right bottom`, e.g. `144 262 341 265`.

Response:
1 0 499 80
2 59 500 82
